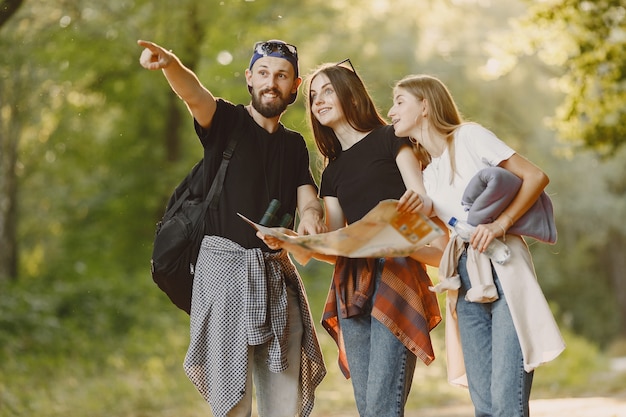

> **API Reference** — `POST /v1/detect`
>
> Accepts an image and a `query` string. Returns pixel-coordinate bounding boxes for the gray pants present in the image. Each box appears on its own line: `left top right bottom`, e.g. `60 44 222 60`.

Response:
228 285 303 417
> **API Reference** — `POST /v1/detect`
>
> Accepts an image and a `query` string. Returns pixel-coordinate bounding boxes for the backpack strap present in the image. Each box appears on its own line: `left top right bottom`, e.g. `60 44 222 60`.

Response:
205 107 244 210
162 161 202 221
206 132 238 209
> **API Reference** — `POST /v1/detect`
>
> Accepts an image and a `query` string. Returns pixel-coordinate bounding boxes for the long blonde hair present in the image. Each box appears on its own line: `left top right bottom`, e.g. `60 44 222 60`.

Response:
394 74 463 182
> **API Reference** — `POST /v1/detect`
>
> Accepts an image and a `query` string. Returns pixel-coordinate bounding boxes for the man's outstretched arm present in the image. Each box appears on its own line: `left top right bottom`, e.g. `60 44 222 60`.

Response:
137 39 217 128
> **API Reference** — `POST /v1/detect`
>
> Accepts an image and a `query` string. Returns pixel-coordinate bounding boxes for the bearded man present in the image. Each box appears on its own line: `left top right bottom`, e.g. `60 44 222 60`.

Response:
138 39 327 417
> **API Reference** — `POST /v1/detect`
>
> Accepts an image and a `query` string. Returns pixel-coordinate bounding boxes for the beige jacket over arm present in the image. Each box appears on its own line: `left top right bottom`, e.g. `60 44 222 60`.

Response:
439 234 565 387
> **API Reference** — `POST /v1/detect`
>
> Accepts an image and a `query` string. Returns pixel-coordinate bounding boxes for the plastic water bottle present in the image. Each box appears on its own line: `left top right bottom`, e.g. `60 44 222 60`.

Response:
448 217 510 264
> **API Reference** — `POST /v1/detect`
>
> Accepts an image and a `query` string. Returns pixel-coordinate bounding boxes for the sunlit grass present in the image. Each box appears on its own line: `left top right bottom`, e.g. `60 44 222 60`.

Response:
2 321 612 417
0 264 623 417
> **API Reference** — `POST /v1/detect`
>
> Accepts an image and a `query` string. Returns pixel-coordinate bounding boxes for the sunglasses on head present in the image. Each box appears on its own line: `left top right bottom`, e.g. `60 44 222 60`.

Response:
336 58 363 80
253 41 298 58
336 58 356 72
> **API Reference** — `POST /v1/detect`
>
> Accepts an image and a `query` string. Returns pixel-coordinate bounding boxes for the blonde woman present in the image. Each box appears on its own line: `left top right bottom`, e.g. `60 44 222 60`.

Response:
388 74 565 417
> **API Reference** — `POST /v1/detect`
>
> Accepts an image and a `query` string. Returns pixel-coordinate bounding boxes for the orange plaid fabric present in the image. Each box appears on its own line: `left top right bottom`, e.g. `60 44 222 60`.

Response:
322 256 442 378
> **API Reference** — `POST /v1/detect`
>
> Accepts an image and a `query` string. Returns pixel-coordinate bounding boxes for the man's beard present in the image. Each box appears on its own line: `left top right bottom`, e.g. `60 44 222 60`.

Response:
250 88 290 118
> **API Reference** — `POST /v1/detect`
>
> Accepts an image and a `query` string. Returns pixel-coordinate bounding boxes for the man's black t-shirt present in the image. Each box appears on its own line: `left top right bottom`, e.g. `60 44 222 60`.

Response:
195 99 317 250
320 125 411 225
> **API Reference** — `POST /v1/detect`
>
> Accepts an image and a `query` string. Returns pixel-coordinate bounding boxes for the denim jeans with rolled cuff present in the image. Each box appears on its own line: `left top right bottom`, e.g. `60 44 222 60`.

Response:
337 258 417 417
456 251 534 417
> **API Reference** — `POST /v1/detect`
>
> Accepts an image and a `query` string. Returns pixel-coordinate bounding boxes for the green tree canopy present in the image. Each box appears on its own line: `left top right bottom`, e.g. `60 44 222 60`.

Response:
491 0 626 157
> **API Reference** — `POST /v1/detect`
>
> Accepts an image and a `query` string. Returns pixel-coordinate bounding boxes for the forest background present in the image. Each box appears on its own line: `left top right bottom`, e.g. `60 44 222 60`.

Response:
1 0 625 416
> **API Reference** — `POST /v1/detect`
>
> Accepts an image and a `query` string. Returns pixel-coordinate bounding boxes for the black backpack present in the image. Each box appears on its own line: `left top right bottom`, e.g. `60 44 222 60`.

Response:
151 114 243 314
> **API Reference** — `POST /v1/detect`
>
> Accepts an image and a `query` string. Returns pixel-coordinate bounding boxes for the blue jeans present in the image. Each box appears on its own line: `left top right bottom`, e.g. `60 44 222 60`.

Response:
337 258 417 417
456 251 534 417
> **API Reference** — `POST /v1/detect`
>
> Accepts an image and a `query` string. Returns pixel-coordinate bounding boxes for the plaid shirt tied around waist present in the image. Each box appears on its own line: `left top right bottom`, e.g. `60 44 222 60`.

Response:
184 235 326 417
322 256 442 378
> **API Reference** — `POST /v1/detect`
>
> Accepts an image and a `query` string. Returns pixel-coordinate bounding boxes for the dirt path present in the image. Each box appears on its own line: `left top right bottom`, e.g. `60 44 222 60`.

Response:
312 356 626 417
416 396 626 417
318 396 626 417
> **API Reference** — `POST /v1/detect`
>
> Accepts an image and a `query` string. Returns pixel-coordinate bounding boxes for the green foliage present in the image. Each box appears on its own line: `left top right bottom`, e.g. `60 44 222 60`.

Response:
1 267 621 416
515 0 626 157
533 327 610 397
0 271 209 416
0 271 162 363
1 2 626 414
527 144 626 347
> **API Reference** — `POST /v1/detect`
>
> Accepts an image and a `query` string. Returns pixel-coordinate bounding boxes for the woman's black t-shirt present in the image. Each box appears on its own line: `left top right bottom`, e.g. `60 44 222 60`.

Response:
320 125 410 225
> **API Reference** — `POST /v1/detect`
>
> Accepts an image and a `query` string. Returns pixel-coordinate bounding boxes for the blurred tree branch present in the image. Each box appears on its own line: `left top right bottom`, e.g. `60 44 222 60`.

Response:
0 0 23 28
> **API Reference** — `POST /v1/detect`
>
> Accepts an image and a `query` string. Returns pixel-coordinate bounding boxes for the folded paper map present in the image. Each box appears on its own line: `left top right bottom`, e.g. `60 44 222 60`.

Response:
239 199 444 265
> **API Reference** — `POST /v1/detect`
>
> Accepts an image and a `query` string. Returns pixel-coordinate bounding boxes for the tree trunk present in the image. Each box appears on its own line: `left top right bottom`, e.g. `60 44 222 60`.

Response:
0 111 19 281
0 0 24 281
162 0 204 163
164 96 184 162
607 229 626 338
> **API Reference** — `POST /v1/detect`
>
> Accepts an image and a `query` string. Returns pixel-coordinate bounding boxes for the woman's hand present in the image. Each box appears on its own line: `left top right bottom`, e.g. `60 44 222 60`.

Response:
397 189 433 215
297 214 328 235
471 221 507 252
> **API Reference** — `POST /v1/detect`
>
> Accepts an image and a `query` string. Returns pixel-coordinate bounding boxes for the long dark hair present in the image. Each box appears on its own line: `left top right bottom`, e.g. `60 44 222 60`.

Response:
304 62 386 164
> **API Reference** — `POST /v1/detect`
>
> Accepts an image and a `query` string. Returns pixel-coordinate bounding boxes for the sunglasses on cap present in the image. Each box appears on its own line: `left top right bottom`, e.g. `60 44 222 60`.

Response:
253 41 298 59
